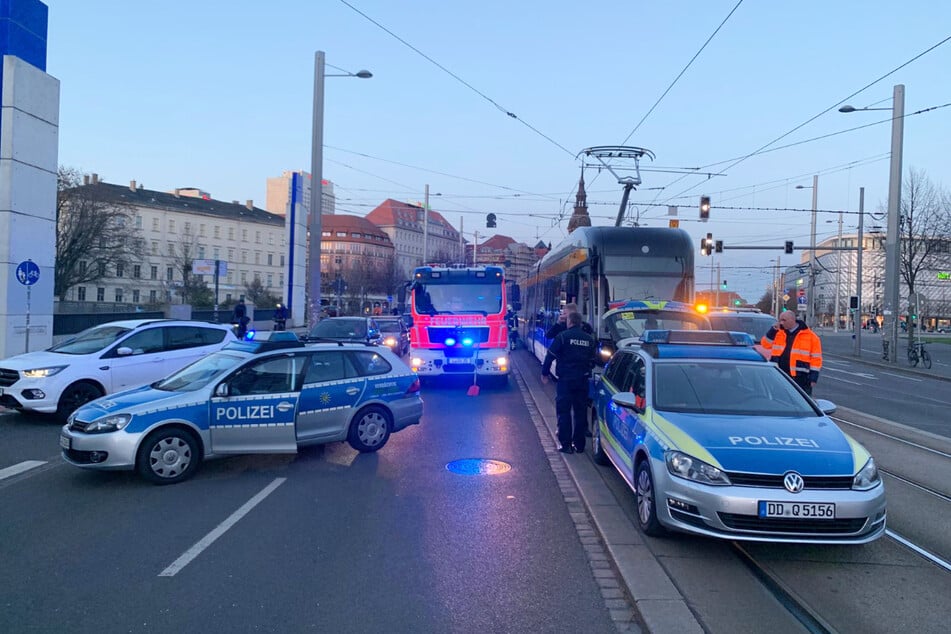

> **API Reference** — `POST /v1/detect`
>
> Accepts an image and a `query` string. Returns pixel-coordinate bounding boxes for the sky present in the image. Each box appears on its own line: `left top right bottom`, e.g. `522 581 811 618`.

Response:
43 1 951 303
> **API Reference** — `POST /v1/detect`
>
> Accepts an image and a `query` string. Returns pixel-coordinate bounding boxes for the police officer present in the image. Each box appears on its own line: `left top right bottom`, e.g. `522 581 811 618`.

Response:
542 312 596 453
761 311 823 395
545 302 593 340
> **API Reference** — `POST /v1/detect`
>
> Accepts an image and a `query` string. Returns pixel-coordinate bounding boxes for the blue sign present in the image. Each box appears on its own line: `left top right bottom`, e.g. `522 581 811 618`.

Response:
16 260 40 286
386 295 393 302
797 295 807 305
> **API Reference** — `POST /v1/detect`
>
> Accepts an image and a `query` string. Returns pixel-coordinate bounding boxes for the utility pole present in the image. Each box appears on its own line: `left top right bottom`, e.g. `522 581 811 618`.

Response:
715 260 721 307
883 84 905 363
834 207 843 332
854 187 865 356
422 184 429 264
808 174 818 328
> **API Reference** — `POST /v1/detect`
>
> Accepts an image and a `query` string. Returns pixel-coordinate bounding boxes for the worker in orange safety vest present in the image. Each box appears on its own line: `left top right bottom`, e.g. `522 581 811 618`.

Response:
760 311 823 395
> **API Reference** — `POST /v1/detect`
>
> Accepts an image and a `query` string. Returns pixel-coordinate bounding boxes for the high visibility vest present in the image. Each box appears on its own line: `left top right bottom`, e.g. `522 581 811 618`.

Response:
761 327 822 381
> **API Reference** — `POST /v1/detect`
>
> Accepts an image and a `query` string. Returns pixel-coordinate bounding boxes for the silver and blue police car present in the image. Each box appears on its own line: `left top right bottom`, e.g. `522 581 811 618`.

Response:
590 330 885 544
60 333 423 484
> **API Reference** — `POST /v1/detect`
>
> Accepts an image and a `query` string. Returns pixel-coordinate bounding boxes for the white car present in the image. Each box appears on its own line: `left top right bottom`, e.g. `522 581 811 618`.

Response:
0 319 236 420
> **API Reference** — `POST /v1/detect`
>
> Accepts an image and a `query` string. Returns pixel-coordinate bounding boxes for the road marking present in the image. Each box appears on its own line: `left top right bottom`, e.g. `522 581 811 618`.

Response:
825 375 861 385
887 530 951 573
824 359 851 365
823 367 876 380
880 371 923 382
0 460 47 481
159 477 286 577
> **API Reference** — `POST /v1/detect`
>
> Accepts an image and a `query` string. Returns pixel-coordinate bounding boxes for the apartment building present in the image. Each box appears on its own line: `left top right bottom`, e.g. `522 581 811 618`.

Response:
365 199 463 277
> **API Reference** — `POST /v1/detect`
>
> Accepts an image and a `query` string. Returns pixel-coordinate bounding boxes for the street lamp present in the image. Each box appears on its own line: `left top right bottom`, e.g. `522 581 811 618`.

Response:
839 84 904 362
309 50 372 328
795 176 818 327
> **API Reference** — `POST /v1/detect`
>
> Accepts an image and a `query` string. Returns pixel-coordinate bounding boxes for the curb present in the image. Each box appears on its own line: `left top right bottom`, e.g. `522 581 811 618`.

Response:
824 351 951 383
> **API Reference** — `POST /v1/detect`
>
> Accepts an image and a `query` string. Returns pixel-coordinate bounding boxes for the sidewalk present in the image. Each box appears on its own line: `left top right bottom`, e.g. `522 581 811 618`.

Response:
818 330 951 382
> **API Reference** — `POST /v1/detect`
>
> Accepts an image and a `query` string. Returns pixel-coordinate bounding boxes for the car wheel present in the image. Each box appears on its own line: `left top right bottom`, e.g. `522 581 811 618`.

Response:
591 408 609 466
56 382 104 422
136 427 201 485
634 460 666 537
347 405 392 453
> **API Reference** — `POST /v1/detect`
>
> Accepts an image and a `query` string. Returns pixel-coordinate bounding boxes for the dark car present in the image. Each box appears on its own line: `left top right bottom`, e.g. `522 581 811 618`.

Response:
376 317 410 356
706 309 777 343
303 317 382 346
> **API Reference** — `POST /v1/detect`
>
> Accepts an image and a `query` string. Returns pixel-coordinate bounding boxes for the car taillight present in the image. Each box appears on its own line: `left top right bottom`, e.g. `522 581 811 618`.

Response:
406 378 421 394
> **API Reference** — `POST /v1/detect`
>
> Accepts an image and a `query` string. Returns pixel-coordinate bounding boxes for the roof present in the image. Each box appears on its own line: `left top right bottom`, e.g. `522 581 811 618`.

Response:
322 214 394 245
73 182 284 227
479 234 516 251
365 199 457 234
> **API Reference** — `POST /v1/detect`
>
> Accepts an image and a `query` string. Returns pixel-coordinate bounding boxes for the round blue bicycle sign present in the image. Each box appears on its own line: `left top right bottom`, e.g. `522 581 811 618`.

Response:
16 260 40 286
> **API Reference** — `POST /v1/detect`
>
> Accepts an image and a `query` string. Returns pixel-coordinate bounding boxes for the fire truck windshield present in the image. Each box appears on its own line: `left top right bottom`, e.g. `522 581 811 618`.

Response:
414 283 503 315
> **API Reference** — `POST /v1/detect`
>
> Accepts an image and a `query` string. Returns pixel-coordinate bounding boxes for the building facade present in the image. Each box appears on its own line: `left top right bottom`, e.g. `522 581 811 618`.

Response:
265 170 335 217
320 215 397 313
466 234 539 284
365 199 463 277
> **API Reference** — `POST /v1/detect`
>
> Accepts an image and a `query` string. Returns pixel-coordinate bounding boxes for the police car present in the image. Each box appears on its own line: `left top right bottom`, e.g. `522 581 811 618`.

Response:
60 332 423 484
597 300 711 361
590 330 885 544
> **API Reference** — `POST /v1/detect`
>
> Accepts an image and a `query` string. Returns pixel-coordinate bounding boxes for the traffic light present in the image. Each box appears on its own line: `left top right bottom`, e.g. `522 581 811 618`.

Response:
734 299 742 306
700 233 713 256
849 296 859 309
715 240 723 253
721 280 728 289
784 240 794 254
699 196 711 220
486 213 497 228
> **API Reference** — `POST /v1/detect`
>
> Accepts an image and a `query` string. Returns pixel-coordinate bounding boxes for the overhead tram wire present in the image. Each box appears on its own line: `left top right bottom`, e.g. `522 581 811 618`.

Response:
655 33 951 207
338 0 575 158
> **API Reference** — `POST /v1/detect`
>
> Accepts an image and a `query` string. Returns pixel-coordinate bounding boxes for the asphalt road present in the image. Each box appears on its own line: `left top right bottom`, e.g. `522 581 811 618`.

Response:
0 381 625 634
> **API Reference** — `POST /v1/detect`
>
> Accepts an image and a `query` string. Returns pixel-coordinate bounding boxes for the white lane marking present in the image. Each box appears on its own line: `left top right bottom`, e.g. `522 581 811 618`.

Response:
880 371 923 382
824 375 861 385
887 530 951 573
823 367 876 380
159 477 286 577
824 359 851 365
0 460 47 481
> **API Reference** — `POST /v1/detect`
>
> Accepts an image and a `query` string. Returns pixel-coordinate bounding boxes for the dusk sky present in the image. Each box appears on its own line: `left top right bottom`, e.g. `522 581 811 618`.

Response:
44 1 951 302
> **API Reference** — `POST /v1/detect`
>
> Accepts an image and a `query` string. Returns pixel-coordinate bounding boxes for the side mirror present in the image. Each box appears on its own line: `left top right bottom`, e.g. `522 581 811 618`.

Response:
814 398 836 415
611 391 643 413
215 383 229 398
116 347 134 356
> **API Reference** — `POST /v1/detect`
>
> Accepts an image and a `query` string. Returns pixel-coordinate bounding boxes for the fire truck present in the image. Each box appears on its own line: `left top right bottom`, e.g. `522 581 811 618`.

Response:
407 265 511 384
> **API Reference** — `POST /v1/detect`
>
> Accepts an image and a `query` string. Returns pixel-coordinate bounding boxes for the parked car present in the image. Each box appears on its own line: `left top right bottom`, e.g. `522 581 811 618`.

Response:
302 316 383 346
0 319 236 421
706 308 777 343
589 329 886 544
60 332 422 484
376 317 410 356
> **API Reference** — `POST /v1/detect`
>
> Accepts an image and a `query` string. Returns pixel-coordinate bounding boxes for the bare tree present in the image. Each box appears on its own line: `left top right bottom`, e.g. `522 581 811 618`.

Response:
243 278 280 309
170 229 214 307
754 289 772 314
55 167 146 299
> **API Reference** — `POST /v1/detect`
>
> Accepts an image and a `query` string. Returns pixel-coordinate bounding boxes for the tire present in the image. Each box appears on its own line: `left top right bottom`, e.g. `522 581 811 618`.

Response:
347 406 392 453
591 408 609 466
921 349 932 369
56 382 104 422
634 460 666 537
136 427 201 485
907 348 918 367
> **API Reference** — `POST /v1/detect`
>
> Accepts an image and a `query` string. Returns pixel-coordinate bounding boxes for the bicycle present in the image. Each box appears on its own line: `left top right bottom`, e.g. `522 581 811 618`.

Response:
907 341 932 369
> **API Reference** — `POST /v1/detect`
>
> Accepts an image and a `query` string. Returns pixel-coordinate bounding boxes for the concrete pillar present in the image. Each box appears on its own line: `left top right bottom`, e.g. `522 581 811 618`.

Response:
0 1 59 357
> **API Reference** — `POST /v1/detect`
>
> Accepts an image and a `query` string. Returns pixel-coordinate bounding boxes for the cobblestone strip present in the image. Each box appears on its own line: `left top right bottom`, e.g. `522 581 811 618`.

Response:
513 368 643 634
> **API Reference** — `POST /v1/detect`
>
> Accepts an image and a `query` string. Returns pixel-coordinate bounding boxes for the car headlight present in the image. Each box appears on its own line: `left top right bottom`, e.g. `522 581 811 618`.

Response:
84 413 133 434
22 365 69 378
665 451 731 486
852 457 881 490
384 337 397 346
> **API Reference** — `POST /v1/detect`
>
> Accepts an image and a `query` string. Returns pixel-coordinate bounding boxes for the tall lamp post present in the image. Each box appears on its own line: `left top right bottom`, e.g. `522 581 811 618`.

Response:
840 84 904 362
795 176 819 327
308 51 372 328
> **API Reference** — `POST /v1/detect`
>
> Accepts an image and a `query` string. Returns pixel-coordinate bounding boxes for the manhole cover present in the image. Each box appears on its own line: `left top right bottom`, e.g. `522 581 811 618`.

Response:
446 459 512 475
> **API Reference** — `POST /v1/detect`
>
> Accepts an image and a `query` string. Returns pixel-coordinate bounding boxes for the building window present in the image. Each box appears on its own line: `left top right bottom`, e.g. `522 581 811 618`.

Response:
98 262 107 276
254 252 261 265
225 293 233 303
279 273 284 286
77 287 86 301
322 230 331 237
116 262 124 278
166 266 174 281
199 224 206 236
135 215 142 229
167 242 175 256
149 290 157 303
228 227 235 241
267 273 273 287
255 231 261 244
242 250 248 264
115 288 123 303
336 231 346 237
96 287 105 301
240 271 247 283
150 265 158 280
280 255 285 266
213 247 220 259
184 222 192 235
151 241 158 255
132 289 140 303
79 261 87 275
214 225 221 238
198 246 205 259
152 218 159 231
268 233 275 245
242 229 248 242
267 254 273 266
133 264 141 278
228 248 235 260
169 219 176 233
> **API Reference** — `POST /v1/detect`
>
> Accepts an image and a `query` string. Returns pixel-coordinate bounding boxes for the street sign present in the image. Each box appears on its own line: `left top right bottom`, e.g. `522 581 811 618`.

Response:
386 295 393 302
797 296 807 305
782 294 790 302
15 260 40 286
192 259 228 276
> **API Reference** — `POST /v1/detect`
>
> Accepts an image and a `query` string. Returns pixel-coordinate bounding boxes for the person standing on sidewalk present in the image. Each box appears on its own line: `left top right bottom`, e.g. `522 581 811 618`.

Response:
761 311 823 395
545 302 593 340
542 312 597 453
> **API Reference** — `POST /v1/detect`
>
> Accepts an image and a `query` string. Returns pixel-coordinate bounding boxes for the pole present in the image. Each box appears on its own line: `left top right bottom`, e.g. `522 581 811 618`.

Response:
715 260 721 307
213 259 220 322
473 230 479 266
422 184 429 264
808 174 818 328
308 50 326 329
834 209 843 331
25 285 31 353
883 84 904 363
854 187 864 356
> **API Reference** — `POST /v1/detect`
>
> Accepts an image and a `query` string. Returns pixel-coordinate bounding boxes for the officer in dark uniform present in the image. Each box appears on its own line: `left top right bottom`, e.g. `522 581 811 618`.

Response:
542 312 597 454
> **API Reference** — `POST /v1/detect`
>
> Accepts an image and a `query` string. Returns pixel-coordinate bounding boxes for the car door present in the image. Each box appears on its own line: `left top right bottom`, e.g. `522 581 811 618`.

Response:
295 350 367 442
209 353 302 454
103 327 167 391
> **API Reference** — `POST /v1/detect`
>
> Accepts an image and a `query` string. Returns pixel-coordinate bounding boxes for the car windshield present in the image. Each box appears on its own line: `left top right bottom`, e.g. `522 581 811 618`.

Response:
48 325 132 355
604 310 709 342
309 319 367 339
413 282 502 315
378 322 402 333
153 352 245 392
653 361 817 417
707 313 776 341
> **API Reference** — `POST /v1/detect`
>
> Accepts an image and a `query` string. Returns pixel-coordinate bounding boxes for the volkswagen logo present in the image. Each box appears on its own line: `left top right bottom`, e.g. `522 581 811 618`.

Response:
783 471 805 494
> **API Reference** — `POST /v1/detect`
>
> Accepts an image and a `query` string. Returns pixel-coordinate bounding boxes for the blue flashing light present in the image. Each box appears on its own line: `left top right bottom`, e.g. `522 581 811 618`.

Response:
444 337 457 346
461 337 474 346
728 331 755 346
245 329 256 341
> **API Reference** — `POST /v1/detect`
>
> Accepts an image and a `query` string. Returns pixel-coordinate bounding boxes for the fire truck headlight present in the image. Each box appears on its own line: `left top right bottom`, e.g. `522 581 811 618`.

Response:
411 357 423 367
495 356 508 366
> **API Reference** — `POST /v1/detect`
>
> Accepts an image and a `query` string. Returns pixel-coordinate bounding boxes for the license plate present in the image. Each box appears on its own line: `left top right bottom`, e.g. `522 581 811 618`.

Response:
59 435 71 450
758 501 835 519
447 357 471 364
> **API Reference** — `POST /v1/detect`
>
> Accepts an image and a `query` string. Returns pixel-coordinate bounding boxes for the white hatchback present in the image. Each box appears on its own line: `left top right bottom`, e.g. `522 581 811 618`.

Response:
0 319 236 420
